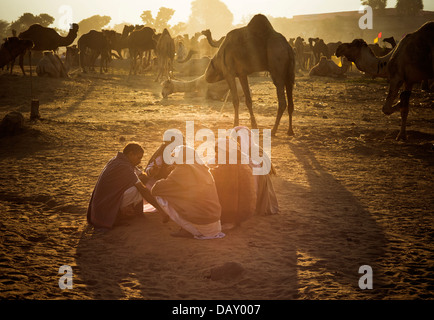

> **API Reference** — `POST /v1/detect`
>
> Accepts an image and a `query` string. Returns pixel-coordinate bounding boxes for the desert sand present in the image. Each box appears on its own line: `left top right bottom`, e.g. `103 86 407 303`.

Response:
0 64 433 300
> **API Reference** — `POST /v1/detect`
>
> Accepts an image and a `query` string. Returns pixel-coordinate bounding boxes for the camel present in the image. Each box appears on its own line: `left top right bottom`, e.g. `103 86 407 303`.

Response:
336 21 434 140
205 14 295 136
309 37 330 64
176 49 199 63
368 43 392 57
127 26 156 75
201 29 225 48
36 51 68 78
335 38 392 79
161 74 244 100
294 37 306 70
78 30 116 73
293 37 314 71
154 28 175 82
381 21 434 140
14 23 79 75
309 56 352 77
65 45 79 68
326 41 342 58
111 25 135 59
0 37 33 69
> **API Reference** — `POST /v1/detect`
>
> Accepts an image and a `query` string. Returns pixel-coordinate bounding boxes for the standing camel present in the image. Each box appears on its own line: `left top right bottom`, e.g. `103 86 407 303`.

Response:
336 21 434 140
0 37 33 69
154 28 175 82
335 38 392 78
309 37 330 64
78 30 116 73
111 25 135 59
14 23 79 75
205 14 295 136
201 29 225 48
127 26 157 75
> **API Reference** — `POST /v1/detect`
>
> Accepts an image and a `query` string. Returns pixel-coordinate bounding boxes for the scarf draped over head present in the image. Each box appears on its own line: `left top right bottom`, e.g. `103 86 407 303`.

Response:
151 145 221 225
87 152 139 229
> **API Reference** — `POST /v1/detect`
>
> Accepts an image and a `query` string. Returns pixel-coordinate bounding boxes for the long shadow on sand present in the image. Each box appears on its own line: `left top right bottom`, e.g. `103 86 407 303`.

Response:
273 139 388 298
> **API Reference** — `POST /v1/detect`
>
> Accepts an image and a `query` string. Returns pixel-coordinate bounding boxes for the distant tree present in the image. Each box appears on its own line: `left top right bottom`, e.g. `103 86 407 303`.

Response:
171 22 187 36
187 0 233 38
361 0 387 10
154 7 175 32
112 22 135 34
9 12 55 33
78 15 111 35
0 19 10 39
140 10 154 26
396 0 424 15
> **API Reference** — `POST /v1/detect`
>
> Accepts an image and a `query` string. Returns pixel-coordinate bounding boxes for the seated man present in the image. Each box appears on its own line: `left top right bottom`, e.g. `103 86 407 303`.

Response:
209 137 257 230
149 145 225 239
232 126 279 215
87 142 166 230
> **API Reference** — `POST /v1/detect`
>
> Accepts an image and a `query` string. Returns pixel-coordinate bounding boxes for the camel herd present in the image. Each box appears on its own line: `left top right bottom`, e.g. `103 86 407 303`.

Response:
0 15 433 140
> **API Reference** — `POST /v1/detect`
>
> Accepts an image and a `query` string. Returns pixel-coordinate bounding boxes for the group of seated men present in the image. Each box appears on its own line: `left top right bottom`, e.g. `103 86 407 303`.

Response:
86 126 279 239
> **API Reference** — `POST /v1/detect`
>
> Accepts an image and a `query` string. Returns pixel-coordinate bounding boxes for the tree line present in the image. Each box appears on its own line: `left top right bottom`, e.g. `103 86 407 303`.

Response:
0 0 428 43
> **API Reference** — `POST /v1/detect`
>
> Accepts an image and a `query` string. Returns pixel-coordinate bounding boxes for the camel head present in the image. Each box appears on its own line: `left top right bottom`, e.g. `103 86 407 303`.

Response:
201 29 211 37
70 23 79 33
335 39 369 63
161 79 174 98
122 25 135 37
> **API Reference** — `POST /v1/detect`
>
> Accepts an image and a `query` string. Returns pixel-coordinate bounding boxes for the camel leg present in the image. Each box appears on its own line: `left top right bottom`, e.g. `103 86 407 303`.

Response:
382 77 403 115
129 57 134 76
10 58 15 74
286 82 295 136
238 75 258 129
226 76 241 127
271 84 287 136
19 53 26 75
79 51 87 73
396 86 412 141
155 58 163 82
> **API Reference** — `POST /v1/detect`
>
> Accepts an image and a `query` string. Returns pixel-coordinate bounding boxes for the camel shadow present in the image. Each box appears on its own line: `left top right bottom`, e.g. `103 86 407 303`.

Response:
272 139 388 298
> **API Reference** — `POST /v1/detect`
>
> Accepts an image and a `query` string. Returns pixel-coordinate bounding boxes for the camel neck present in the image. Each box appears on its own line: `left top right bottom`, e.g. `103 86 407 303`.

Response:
59 30 77 47
356 47 393 78
205 34 222 48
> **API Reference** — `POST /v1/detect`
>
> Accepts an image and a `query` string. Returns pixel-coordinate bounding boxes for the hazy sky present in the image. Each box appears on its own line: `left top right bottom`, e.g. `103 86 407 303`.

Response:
1 0 433 30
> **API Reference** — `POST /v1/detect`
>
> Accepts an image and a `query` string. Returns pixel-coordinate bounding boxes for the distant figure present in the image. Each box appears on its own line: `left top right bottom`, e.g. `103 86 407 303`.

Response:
87 142 166 230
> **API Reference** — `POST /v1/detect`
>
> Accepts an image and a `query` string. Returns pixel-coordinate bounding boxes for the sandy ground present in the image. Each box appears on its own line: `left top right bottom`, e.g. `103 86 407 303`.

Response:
0 63 433 300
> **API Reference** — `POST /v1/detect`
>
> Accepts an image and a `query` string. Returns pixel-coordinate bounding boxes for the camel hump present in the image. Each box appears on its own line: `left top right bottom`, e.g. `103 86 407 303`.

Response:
247 14 275 38
351 39 368 47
